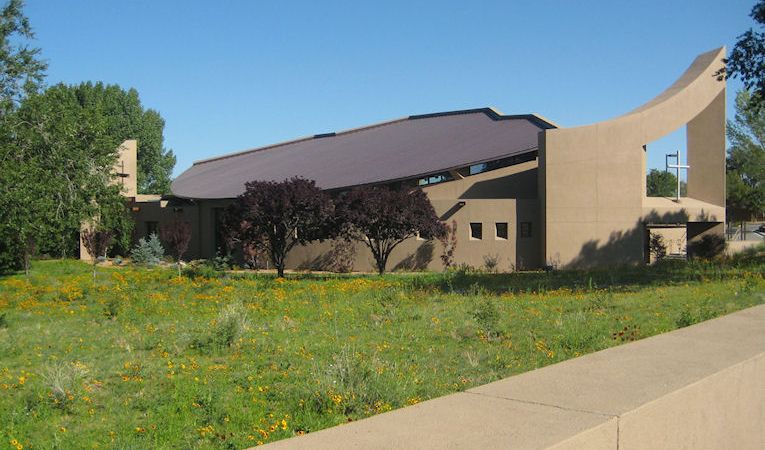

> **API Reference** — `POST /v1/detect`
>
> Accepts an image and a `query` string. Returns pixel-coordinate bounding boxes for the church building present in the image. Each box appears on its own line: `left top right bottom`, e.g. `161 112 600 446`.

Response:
107 48 727 271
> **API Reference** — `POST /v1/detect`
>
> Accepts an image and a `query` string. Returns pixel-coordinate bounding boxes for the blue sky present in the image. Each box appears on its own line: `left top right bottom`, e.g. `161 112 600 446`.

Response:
25 0 755 178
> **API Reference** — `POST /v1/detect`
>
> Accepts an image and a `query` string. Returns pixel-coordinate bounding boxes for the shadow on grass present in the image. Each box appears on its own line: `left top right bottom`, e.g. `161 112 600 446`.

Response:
405 252 765 295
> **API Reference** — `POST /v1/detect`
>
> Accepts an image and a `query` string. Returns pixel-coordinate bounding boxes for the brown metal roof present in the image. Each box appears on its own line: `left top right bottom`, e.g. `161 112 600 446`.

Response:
171 108 555 199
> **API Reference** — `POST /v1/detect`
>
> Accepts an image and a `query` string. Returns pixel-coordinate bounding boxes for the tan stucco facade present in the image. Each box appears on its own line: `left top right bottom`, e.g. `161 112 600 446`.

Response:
539 47 726 268
283 163 541 272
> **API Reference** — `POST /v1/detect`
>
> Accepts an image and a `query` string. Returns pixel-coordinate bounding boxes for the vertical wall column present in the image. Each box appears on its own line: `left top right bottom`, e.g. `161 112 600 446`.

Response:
687 90 726 209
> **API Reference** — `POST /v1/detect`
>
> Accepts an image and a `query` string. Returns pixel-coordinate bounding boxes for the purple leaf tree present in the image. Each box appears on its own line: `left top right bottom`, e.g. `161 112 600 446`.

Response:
336 186 446 274
160 219 192 277
224 177 334 278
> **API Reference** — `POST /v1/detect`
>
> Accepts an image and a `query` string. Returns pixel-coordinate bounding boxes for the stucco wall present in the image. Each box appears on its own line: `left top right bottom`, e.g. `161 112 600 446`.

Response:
539 48 727 268
286 160 541 272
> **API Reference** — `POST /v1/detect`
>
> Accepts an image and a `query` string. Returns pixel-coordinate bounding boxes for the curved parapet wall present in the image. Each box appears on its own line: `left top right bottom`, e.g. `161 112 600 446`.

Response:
539 48 726 268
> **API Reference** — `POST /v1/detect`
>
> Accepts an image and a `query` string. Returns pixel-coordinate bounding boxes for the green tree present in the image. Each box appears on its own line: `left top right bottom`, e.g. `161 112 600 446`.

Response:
727 90 765 219
0 0 46 272
646 169 686 197
66 82 176 194
0 0 46 117
0 84 134 271
725 1 765 106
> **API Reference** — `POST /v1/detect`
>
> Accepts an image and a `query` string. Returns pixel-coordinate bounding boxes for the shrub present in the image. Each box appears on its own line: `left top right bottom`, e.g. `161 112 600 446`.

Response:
183 261 224 279
370 289 405 325
687 234 727 260
482 254 500 273
211 253 231 271
472 298 502 339
103 297 120 319
192 302 250 350
311 346 399 416
130 233 164 266
675 304 718 328
42 361 88 411
213 302 250 348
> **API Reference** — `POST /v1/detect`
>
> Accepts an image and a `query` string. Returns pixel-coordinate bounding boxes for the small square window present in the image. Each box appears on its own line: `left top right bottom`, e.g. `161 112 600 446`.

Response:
470 222 483 240
520 222 532 238
495 222 508 240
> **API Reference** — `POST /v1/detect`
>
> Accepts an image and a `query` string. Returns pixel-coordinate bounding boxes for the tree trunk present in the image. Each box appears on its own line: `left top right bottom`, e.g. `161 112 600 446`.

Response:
375 248 388 275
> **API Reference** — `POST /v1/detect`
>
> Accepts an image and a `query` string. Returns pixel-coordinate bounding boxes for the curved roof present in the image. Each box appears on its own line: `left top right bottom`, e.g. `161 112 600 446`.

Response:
171 108 555 199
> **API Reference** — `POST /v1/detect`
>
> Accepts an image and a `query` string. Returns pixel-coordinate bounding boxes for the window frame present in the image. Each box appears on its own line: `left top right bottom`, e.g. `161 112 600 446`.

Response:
495 222 509 240
469 222 483 240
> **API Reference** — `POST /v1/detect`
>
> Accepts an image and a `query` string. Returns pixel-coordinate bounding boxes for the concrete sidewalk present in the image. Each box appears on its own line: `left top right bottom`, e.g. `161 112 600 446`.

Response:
257 304 765 449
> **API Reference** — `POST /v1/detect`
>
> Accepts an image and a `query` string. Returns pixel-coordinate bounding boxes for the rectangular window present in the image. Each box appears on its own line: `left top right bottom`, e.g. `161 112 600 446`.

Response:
416 172 454 186
470 222 483 240
145 221 158 237
469 163 488 175
520 222 532 238
495 222 508 240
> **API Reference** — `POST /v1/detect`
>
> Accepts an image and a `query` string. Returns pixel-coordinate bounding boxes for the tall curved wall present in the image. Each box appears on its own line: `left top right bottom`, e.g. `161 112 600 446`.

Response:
539 48 727 268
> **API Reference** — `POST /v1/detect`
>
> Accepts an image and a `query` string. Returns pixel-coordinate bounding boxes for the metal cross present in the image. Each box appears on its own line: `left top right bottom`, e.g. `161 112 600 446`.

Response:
665 150 689 202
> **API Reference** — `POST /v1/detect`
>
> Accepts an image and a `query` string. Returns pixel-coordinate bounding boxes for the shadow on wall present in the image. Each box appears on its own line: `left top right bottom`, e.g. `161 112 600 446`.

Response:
393 241 434 271
459 169 538 200
562 210 719 269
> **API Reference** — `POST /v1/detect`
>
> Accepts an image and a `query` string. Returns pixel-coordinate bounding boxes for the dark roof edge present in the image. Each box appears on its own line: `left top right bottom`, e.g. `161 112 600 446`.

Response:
408 107 558 130
191 107 556 166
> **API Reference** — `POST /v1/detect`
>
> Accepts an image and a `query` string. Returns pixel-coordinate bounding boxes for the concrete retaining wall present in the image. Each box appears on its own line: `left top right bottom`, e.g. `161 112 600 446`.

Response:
258 304 765 449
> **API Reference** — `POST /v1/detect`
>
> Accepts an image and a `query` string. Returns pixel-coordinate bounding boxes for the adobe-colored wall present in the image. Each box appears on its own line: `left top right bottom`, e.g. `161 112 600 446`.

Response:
115 140 138 198
539 48 727 268
288 160 541 272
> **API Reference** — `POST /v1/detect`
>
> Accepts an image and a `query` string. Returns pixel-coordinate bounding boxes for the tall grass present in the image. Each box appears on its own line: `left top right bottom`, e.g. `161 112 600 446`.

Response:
0 256 762 448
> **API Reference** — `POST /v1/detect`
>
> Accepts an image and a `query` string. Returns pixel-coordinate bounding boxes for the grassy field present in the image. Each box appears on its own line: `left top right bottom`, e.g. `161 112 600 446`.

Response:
1 255 764 449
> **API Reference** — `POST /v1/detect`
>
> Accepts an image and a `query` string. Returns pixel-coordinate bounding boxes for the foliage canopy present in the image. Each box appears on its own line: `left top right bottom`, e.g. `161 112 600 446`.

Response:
336 186 445 274
646 169 686 197
65 82 176 194
727 90 765 219
224 177 335 277
726 1 765 106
